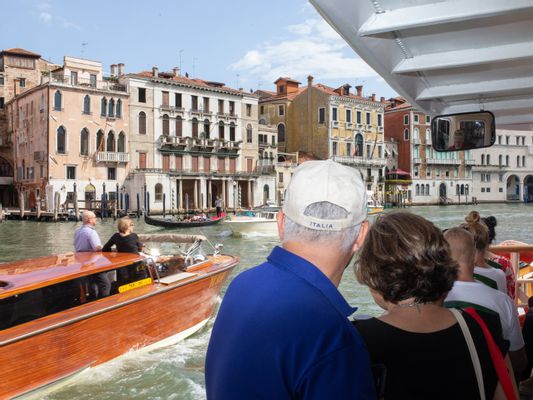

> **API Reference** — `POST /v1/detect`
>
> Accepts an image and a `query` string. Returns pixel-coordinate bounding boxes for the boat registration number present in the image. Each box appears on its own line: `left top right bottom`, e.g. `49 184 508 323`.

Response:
118 277 153 293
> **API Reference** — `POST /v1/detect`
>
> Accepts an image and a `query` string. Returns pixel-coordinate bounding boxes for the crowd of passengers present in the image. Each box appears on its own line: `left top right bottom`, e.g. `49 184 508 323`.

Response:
205 160 533 400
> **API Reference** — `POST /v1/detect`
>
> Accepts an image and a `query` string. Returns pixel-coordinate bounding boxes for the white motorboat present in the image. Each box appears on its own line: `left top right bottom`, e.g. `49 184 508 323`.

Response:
225 211 278 236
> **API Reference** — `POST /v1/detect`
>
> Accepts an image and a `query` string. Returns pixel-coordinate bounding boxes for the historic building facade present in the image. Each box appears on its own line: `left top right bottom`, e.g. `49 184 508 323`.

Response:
385 97 475 205
6 56 130 211
121 67 266 213
470 130 533 203
0 48 58 206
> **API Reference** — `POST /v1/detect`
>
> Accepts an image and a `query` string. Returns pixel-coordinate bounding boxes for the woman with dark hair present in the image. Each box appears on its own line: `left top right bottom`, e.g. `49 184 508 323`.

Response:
354 212 507 399
482 215 517 300
461 211 507 294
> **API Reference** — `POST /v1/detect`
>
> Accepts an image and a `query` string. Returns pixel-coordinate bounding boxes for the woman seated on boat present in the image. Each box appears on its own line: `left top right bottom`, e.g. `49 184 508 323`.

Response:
482 215 517 299
103 217 145 286
103 217 143 254
462 211 507 294
354 212 508 400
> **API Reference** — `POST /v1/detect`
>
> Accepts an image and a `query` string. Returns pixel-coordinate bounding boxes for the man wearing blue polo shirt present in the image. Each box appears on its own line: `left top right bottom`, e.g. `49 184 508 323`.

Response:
206 160 376 399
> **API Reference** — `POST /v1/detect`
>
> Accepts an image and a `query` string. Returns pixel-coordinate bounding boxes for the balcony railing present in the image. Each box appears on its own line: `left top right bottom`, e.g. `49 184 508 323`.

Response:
96 152 129 163
42 74 127 92
332 155 387 167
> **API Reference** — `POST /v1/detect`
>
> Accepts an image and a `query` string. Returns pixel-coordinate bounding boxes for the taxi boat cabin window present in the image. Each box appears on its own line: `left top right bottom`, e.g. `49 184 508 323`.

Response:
0 261 148 331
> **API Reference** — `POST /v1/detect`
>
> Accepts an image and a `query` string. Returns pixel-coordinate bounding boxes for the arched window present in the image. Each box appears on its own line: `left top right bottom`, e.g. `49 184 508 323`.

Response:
96 130 104 151
203 119 210 139
155 183 163 201
116 99 122 118
456 184 460 195
80 128 89 156
413 127 419 140
118 131 125 152
354 133 363 156
415 184 420 196
460 184 465 195
175 116 182 137
218 121 224 140
277 123 285 143
192 118 199 138
0 157 13 177
246 124 253 143
517 155 520 167
107 131 115 152
101 97 107 116
486 154 490 165
499 154 503 166
162 114 169 136
54 90 62 111
57 126 66 154
506 155 509 166
230 122 236 141
108 98 115 117
426 184 430 196
138 111 146 134
403 128 409 140
83 95 91 114
481 154 485 165
426 128 431 143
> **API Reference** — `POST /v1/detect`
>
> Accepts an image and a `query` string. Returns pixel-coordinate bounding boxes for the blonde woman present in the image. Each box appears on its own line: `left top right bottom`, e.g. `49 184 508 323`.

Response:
103 217 143 254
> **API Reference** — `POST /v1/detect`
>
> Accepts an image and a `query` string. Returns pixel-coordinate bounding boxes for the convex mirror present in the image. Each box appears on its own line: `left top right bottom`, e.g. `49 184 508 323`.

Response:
431 111 495 152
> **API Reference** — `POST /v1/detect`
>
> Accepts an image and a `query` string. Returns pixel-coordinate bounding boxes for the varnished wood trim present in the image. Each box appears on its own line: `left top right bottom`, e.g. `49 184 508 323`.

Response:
0 259 237 347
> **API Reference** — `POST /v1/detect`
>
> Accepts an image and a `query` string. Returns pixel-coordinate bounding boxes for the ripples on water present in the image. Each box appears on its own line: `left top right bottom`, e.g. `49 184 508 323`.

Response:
1 203 531 399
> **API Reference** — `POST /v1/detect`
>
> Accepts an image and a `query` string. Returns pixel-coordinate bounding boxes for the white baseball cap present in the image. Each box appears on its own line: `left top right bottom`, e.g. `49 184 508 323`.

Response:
283 159 367 231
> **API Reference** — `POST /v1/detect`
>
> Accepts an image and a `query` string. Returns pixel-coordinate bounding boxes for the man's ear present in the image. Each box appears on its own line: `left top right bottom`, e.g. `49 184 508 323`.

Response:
351 220 369 253
277 211 285 241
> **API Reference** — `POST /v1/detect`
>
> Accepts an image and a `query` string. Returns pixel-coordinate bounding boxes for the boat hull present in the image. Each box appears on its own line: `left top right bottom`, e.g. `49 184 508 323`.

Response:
144 213 225 228
0 255 237 399
226 218 278 236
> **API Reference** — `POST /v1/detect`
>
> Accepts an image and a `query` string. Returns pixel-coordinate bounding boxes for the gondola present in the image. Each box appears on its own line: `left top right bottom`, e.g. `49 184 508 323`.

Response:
144 212 226 228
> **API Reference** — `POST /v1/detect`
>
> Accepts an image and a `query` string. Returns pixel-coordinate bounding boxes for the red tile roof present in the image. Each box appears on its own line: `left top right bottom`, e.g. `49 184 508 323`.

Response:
131 71 244 95
259 87 307 102
1 48 41 58
274 77 301 84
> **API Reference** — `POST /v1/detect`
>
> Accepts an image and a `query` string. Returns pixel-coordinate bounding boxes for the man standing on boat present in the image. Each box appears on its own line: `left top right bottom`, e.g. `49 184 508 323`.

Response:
215 195 223 217
205 160 376 399
74 210 110 298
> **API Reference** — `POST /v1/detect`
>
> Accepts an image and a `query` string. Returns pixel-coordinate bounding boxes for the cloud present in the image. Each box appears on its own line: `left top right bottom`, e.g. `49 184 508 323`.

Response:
39 11 52 23
229 19 377 84
36 3 80 30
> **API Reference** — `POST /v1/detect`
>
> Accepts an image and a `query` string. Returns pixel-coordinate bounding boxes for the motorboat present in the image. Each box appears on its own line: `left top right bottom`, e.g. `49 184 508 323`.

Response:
144 212 226 228
367 191 384 216
0 233 238 398
225 211 278 236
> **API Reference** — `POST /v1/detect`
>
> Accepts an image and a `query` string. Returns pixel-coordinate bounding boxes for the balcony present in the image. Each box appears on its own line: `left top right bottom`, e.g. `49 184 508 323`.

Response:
159 135 188 149
464 159 477 165
332 155 387 167
95 152 129 163
345 122 353 129
366 176 374 183
160 105 185 114
425 158 461 165
42 74 127 92
216 139 240 152
356 123 363 130
378 126 384 132
331 120 339 128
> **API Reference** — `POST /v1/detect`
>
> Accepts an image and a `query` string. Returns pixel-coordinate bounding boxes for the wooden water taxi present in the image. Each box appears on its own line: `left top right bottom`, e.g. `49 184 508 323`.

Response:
0 234 238 398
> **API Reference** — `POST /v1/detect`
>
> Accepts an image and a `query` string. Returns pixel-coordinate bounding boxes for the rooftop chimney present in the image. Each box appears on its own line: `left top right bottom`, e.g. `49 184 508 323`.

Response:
355 85 363 97
117 63 125 77
371 93 376 102
307 75 314 88
380 96 385 103
110 64 117 77
173 67 180 77
152 66 159 78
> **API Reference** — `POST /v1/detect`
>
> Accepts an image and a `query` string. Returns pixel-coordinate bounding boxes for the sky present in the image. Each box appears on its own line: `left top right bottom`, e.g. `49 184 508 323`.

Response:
2 0 397 98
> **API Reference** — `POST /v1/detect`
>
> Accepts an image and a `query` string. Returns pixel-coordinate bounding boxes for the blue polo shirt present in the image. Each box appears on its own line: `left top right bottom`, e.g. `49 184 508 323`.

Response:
205 246 376 399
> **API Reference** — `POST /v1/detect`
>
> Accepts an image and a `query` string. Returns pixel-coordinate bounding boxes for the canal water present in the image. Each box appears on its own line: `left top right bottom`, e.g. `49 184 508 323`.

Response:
1 203 532 399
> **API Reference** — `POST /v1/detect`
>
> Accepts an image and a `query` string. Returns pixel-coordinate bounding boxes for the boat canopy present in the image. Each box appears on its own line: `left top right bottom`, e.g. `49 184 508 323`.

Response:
310 0 533 129
0 252 144 299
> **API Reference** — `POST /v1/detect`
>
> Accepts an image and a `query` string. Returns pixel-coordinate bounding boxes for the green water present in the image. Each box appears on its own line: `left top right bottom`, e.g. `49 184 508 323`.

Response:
1 203 532 399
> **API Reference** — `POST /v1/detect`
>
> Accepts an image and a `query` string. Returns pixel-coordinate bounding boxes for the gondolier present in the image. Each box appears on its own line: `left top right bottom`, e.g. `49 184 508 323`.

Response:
215 196 223 217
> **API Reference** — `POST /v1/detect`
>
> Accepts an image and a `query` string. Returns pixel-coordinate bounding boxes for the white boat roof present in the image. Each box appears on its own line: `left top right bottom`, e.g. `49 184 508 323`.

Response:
310 0 533 129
